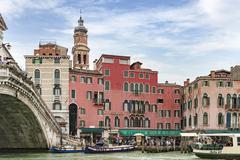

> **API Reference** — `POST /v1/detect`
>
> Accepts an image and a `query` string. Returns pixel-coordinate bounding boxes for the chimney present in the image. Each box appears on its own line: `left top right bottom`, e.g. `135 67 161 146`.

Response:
210 71 215 78
93 59 98 70
184 78 190 86
165 80 168 84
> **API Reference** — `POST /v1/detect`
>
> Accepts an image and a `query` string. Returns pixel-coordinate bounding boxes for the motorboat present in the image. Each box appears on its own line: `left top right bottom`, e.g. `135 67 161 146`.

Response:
192 133 240 159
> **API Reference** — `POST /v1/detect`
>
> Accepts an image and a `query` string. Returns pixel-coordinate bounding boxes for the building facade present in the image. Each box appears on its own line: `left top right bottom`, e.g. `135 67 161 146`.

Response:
182 68 240 131
25 42 70 134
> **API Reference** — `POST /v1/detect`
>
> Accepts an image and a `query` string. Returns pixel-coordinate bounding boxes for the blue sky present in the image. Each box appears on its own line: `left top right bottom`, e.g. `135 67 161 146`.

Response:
1 0 240 84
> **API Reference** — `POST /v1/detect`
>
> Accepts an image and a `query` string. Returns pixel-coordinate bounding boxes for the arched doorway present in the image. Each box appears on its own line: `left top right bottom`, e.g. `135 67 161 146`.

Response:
69 103 78 135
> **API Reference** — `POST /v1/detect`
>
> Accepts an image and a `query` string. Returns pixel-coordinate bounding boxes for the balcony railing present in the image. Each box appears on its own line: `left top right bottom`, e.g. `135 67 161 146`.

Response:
93 98 104 105
54 95 61 101
133 90 141 96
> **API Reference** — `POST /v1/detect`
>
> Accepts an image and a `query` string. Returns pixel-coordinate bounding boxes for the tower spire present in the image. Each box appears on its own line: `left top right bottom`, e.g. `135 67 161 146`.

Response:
78 9 84 26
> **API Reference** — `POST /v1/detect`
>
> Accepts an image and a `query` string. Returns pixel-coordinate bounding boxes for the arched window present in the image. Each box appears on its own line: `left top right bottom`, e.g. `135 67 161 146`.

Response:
130 83 134 92
232 94 237 109
135 83 139 92
194 113 198 127
145 102 150 112
232 113 238 128
188 115 192 127
105 116 111 128
123 82 128 91
34 69 40 79
144 118 150 128
218 113 224 125
227 94 231 108
123 100 128 112
134 117 139 127
218 94 224 107
194 97 198 108
115 116 120 127
128 100 133 112
134 101 139 113
202 93 210 107
54 69 60 79
145 84 149 93
139 117 144 127
124 117 129 127
139 83 143 93
203 112 208 125
104 99 111 111
53 101 61 110
130 117 134 127
105 81 110 90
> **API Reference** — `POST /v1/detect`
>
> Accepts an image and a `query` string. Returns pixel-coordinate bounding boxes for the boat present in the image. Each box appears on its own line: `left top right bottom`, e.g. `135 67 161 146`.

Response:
84 144 135 153
49 145 84 153
192 133 240 159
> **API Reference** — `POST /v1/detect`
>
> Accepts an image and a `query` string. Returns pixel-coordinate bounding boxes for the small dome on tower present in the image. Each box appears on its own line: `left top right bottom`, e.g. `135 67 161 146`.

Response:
74 15 88 33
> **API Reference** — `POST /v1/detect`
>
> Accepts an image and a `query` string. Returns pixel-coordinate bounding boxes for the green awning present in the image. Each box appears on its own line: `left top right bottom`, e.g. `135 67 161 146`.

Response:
205 130 240 134
119 129 181 136
80 128 104 134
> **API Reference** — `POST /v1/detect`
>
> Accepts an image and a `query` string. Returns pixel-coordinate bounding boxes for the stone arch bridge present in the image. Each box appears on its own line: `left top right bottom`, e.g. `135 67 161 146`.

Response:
0 63 62 149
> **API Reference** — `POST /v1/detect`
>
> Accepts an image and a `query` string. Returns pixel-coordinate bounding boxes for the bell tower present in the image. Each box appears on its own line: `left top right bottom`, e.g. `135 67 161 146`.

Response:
72 13 90 69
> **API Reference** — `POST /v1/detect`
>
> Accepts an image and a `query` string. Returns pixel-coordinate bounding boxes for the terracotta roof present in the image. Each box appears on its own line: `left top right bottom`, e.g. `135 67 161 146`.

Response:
70 68 102 76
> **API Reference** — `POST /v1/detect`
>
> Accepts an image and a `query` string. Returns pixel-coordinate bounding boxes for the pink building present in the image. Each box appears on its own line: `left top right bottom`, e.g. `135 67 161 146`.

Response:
183 68 240 132
67 16 182 138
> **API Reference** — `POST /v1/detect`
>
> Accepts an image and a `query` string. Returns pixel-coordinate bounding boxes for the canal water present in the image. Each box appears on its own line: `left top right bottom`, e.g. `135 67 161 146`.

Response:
0 151 203 160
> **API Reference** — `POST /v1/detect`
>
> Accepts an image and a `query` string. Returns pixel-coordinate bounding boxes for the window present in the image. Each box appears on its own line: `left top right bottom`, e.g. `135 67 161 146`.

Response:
188 86 192 93
218 113 224 125
203 112 208 125
174 110 180 117
71 75 77 82
123 100 128 112
105 69 110 76
80 108 86 114
53 85 61 95
146 73 149 79
157 123 163 129
202 93 210 107
217 81 224 87
139 84 144 93
86 91 92 100
152 86 156 93
194 114 198 127
144 118 150 128
226 82 233 87
99 121 104 127
32 57 42 64
34 69 40 84
105 81 110 90
80 76 85 83
175 99 181 104
159 110 164 117
124 117 129 127
194 97 198 108
158 88 164 94
157 99 164 103
54 58 60 63
105 116 111 128
98 78 104 85
188 100 192 109
175 123 180 130
139 73 144 79
36 85 41 95
194 83 198 89
166 123 171 129
233 94 237 108
80 120 85 127
54 69 60 79
123 82 129 91
119 59 129 64
104 99 111 110
166 110 171 117
130 72 135 78
218 94 224 107
174 89 180 94
145 84 149 93
86 77 92 84
71 90 76 99
97 109 103 115
123 71 128 77
189 115 192 127
227 94 231 108
53 101 61 110
115 116 120 127
202 80 209 86
103 58 114 63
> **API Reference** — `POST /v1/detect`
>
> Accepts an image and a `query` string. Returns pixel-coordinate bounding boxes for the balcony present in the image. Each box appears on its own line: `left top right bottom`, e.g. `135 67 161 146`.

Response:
54 95 61 101
93 98 104 105
133 90 141 96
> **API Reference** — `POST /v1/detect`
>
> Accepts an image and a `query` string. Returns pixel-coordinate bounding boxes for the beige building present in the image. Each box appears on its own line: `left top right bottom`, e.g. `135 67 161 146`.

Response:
183 67 240 131
25 42 70 134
